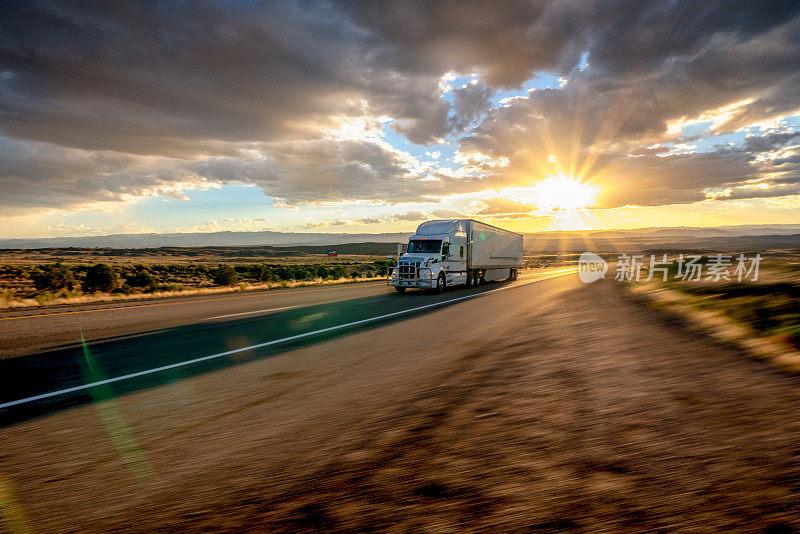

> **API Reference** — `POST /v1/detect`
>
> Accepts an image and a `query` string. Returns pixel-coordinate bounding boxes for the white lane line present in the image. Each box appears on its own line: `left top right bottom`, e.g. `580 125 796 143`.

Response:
0 269 575 411
202 305 301 321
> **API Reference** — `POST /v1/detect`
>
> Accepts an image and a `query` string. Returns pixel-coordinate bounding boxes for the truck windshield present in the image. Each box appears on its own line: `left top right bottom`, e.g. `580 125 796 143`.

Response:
407 240 441 254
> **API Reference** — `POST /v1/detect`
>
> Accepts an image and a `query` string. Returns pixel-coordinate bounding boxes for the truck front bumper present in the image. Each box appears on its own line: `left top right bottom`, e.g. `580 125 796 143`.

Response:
387 278 435 288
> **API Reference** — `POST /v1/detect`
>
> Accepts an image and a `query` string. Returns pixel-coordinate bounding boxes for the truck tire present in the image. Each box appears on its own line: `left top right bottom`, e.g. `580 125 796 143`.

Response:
395 286 406 294
436 273 446 293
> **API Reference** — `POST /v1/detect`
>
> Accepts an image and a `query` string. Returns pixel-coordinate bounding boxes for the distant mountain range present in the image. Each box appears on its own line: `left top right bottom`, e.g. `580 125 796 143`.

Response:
0 230 413 249
1 224 800 250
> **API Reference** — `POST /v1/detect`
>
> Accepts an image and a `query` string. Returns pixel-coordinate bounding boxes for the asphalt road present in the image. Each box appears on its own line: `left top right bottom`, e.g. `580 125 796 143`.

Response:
0 270 572 425
0 280 395 357
2 269 799 533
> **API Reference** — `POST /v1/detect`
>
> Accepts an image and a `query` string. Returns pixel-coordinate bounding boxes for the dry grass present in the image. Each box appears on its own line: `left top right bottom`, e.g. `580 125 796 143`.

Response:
0 249 388 266
0 276 387 310
630 266 800 374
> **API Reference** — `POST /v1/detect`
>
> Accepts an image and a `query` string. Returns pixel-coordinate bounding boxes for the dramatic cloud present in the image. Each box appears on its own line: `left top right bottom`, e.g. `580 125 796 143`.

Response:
456 1 800 207
392 211 428 222
430 209 466 219
1 0 799 217
343 0 587 87
475 198 536 218
0 137 214 216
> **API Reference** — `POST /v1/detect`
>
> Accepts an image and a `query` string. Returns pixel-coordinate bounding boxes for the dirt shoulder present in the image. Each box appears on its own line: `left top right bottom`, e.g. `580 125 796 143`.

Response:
2 277 799 533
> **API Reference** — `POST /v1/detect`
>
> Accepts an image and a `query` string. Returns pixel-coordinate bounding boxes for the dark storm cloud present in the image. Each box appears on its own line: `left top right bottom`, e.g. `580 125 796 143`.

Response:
343 0 587 87
0 0 375 154
1 0 800 211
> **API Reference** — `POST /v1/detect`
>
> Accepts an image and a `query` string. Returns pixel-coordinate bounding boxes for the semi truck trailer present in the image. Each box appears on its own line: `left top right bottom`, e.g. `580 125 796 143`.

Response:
388 219 523 293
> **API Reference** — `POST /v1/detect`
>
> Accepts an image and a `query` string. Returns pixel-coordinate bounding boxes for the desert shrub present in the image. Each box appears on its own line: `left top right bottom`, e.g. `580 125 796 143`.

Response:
82 263 118 293
213 265 239 286
259 267 277 282
372 261 389 276
112 284 135 295
249 264 267 281
126 269 157 289
32 262 76 291
293 267 311 280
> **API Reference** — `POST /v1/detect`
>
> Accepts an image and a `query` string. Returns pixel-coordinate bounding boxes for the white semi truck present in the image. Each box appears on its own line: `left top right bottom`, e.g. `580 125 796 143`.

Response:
388 219 523 293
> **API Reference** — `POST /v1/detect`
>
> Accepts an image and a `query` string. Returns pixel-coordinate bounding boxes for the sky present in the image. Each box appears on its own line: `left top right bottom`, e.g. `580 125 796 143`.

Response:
1 0 800 238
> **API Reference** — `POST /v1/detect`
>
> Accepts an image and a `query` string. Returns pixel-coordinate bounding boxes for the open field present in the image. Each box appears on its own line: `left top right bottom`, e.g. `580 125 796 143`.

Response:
0 245 403 308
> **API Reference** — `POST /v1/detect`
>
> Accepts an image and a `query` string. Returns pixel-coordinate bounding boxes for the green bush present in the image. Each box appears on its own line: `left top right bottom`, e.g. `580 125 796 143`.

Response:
82 263 118 293
126 269 157 288
32 262 76 291
213 265 239 286
111 284 135 295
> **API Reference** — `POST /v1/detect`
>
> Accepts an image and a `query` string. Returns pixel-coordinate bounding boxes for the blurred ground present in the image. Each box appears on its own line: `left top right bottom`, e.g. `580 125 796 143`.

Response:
1 275 799 533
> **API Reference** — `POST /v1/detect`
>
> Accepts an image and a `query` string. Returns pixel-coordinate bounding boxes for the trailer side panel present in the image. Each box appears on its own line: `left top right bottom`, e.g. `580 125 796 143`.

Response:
468 220 523 269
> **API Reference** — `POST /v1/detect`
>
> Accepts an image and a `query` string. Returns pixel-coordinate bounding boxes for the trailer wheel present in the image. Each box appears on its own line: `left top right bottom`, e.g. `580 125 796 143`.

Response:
395 286 406 294
436 273 446 293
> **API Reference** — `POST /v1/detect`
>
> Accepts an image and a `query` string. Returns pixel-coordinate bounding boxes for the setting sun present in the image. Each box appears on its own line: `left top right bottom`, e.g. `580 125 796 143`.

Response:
533 175 599 211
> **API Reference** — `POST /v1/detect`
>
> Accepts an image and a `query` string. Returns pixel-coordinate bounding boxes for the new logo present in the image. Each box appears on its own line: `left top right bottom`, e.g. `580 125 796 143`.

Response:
578 252 608 283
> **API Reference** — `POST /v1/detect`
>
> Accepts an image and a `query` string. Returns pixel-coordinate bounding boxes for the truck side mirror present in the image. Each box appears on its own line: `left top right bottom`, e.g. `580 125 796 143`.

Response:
397 243 403 257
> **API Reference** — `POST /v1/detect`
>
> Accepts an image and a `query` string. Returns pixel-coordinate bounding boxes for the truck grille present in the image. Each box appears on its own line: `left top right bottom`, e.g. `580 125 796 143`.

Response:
398 263 417 280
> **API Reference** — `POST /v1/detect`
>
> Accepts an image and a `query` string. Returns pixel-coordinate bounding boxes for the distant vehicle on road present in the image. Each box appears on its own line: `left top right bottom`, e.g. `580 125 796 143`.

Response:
327 250 338 257
388 219 523 293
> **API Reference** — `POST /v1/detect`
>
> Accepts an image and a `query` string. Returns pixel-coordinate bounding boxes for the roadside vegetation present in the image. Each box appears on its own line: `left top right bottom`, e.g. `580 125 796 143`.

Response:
662 281 800 350
0 259 394 308
630 250 800 372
